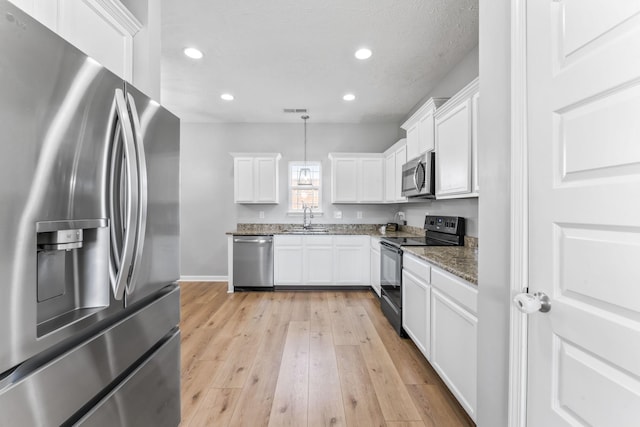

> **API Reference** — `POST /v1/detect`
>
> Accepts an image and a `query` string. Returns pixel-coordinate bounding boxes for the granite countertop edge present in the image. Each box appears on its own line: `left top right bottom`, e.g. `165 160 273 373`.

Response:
227 224 478 285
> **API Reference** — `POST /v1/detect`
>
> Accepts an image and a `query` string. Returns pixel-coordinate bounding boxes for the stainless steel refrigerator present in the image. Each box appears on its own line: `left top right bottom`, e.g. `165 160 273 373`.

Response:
0 1 181 425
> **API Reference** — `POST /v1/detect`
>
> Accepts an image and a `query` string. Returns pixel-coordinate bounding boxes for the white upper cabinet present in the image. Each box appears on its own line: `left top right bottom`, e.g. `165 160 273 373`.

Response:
402 98 448 161
9 0 143 85
231 153 281 204
383 139 407 203
434 78 479 199
329 153 384 203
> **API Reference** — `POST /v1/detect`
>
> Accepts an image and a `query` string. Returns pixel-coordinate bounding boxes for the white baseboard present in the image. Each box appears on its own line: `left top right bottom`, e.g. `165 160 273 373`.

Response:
179 275 228 282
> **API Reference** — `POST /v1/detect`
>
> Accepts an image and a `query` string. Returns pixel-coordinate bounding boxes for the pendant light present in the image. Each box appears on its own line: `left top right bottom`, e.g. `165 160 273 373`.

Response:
298 115 312 185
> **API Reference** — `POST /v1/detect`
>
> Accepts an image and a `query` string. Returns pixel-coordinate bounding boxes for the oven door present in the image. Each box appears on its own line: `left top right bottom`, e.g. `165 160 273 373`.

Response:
380 242 402 309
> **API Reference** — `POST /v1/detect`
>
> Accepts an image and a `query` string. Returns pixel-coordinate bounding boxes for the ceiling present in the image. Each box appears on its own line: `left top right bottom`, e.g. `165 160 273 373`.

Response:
160 0 478 124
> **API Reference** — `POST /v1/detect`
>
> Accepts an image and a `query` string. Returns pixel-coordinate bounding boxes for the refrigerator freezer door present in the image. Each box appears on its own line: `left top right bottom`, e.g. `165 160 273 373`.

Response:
0 0 125 374
0 287 179 426
123 83 180 305
74 331 181 427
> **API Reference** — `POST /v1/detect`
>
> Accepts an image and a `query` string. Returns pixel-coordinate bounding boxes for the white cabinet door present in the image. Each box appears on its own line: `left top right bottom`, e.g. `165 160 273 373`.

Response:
334 236 369 285
304 236 334 285
384 152 396 203
232 153 280 203
234 157 255 203
402 269 431 358
434 78 479 199
431 288 477 421
435 100 472 197
394 145 407 202
405 125 419 161
332 157 358 203
359 157 384 202
417 110 436 154
274 236 303 285
255 157 278 203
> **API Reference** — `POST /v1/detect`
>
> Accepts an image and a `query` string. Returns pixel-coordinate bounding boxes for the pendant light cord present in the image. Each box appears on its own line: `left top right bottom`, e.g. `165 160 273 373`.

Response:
302 115 309 166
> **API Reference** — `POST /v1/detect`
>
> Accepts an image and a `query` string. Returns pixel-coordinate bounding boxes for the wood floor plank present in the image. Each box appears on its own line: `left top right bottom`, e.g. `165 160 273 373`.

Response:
181 359 224 426
335 345 387 427
308 331 347 427
227 293 294 427
211 294 271 388
407 384 474 427
387 422 427 427
188 388 242 427
268 320 310 427
309 292 332 334
327 292 360 345
348 305 422 422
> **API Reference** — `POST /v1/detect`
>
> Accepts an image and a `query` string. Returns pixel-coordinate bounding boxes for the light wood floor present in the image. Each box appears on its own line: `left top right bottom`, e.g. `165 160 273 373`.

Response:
180 282 475 427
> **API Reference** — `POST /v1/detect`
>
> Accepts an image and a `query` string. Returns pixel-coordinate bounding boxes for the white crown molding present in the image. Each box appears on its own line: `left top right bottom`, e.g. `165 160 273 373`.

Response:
434 77 480 118
401 97 449 129
82 0 141 36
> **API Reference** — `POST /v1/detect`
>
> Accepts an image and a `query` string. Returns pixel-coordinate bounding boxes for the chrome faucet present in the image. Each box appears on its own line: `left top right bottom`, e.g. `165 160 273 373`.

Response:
302 205 313 228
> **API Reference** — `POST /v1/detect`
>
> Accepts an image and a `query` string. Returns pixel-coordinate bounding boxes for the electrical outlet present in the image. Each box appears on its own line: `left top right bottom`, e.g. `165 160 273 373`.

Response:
356 211 363 219
259 211 265 219
334 211 342 219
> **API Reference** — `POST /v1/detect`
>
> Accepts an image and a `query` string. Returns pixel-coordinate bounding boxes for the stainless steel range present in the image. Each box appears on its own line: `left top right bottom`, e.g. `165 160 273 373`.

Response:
379 215 465 336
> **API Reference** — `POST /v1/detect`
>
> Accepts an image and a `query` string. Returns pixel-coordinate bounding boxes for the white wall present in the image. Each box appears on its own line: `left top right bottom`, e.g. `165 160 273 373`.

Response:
477 1 512 426
180 122 399 277
401 44 480 237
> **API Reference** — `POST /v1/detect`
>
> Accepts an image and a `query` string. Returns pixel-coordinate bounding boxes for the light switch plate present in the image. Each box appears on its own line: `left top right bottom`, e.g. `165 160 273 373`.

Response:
334 211 342 219
356 211 363 219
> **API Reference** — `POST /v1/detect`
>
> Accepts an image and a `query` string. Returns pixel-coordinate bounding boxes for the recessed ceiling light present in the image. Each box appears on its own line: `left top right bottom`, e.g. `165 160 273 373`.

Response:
221 93 234 101
354 48 372 60
183 47 203 59
343 93 356 101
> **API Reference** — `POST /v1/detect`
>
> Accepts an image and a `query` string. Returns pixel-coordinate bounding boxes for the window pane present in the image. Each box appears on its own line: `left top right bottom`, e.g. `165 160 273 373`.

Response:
291 189 320 210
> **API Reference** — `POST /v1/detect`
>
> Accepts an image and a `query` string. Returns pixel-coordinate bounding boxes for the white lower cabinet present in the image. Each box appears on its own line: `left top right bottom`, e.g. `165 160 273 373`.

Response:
273 236 303 285
274 235 370 287
402 268 431 358
401 254 477 421
370 238 381 297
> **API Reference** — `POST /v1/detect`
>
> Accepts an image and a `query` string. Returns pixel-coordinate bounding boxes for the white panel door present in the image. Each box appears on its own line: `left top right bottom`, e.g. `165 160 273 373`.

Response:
234 158 254 203
435 101 472 197
526 1 640 426
332 158 358 202
359 158 384 202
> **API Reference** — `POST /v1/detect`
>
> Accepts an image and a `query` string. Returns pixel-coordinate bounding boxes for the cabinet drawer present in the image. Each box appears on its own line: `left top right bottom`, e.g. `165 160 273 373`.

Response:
334 235 368 245
404 254 431 282
431 268 477 314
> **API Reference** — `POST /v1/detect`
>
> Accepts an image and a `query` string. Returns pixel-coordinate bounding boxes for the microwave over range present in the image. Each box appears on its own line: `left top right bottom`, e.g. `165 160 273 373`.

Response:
401 152 435 198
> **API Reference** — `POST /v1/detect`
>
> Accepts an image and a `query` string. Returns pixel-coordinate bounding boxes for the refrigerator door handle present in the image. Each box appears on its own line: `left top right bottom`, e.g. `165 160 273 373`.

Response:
109 88 139 300
125 92 148 295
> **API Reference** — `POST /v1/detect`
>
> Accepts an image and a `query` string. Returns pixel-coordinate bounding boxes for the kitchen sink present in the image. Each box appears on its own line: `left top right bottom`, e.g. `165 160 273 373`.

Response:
283 226 329 234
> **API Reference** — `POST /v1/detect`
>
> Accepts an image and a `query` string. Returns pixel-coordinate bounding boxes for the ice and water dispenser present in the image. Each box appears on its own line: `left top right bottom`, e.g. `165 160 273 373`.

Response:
36 219 110 336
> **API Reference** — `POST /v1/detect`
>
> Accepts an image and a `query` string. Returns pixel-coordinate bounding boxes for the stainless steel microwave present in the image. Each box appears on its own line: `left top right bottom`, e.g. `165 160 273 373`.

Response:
401 152 435 198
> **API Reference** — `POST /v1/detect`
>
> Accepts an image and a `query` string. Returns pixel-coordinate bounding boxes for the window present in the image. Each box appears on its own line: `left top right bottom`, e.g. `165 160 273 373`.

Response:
289 161 321 212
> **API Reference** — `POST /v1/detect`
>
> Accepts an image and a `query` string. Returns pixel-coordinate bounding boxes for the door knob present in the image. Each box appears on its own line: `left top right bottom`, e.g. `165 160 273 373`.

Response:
513 291 551 314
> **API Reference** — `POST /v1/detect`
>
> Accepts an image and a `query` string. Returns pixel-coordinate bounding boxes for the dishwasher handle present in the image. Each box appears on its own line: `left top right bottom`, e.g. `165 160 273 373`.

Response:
233 237 273 244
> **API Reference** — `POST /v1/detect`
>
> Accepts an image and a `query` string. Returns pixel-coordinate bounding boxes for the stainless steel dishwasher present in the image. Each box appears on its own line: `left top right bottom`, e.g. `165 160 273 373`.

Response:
233 235 274 288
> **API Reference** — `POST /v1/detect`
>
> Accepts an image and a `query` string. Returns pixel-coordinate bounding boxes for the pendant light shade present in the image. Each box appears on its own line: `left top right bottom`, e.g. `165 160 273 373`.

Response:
298 115 312 185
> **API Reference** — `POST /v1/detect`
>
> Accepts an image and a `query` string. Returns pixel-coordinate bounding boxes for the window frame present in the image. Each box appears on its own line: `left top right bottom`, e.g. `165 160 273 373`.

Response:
287 160 323 214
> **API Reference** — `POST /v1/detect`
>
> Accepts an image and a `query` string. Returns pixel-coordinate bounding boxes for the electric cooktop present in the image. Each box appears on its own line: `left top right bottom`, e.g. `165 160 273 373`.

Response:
380 215 465 248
